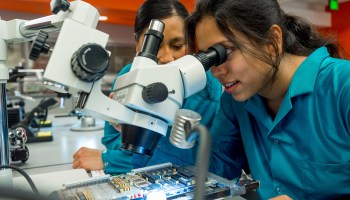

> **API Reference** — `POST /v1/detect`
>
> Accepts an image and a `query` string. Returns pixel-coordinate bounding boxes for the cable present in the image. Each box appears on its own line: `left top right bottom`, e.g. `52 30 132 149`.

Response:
0 164 39 195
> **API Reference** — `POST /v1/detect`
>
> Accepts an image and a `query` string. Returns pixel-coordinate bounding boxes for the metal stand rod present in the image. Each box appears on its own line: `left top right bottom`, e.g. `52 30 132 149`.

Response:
0 83 9 166
186 124 211 200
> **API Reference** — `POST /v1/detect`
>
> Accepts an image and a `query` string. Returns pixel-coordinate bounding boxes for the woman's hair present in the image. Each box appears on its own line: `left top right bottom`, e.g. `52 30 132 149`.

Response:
186 0 343 80
134 0 189 41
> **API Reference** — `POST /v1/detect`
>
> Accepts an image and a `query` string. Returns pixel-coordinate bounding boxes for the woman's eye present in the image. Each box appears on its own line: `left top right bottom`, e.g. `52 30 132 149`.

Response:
172 44 184 50
226 47 237 56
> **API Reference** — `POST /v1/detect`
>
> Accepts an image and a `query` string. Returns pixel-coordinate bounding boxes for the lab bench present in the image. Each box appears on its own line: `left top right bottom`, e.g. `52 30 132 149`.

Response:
9 115 256 200
11 114 105 196
13 114 105 175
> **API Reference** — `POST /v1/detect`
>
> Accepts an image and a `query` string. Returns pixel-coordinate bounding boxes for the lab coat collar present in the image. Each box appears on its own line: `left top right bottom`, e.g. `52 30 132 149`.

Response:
244 46 330 130
289 46 330 98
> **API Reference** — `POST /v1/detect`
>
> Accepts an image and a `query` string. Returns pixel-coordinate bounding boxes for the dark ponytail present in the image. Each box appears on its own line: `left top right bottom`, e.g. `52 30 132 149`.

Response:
282 14 341 58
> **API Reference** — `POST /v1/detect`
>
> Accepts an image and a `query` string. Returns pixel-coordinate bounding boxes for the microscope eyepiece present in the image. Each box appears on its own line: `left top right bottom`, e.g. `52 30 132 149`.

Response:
136 19 164 62
194 44 227 71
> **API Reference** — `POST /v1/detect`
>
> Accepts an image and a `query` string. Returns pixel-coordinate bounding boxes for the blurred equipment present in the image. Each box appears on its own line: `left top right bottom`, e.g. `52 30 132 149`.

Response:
55 163 259 200
8 65 45 101
56 92 71 109
8 66 44 83
70 115 104 132
11 97 57 143
8 127 29 163
55 109 104 132
6 106 23 129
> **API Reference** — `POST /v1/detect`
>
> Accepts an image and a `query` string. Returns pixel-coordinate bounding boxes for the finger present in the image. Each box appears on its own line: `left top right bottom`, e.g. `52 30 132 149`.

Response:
72 160 79 169
73 150 80 158
73 151 77 158
113 124 121 132
108 92 114 99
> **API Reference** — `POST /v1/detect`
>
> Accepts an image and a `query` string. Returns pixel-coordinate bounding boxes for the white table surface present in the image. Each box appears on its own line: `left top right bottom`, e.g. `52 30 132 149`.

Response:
12 115 105 175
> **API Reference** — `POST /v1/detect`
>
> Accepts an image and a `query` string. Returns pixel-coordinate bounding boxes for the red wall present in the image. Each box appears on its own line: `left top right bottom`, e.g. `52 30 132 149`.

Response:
327 1 350 57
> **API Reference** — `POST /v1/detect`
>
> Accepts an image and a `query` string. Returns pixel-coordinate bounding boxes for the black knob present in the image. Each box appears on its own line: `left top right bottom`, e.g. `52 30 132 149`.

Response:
71 43 110 82
142 82 168 104
29 30 50 61
51 0 70 14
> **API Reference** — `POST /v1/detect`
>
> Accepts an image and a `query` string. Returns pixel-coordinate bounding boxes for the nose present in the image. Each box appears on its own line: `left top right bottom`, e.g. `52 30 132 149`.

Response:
157 47 174 64
210 64 227 78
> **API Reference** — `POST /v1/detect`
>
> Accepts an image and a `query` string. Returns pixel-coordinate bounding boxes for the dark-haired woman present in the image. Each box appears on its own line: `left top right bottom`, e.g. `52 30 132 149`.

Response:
186 0 350 199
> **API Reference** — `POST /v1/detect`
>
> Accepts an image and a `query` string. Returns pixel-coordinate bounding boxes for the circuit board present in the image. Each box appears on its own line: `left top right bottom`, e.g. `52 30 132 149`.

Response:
56 163 232 200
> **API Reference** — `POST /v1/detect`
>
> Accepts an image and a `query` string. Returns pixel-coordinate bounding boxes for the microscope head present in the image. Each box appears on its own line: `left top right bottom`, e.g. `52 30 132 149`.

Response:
113 19 228 155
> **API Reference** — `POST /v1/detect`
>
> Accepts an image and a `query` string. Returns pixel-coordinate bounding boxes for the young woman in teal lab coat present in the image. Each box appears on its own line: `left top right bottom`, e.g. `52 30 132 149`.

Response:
186 0 350 199
72 0 222 174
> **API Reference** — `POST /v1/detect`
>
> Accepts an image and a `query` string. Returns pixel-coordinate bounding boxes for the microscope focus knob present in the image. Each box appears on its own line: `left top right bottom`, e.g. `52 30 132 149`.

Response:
142 82 168 104
50 0 70 14
71 44 110 82
29 30 51 61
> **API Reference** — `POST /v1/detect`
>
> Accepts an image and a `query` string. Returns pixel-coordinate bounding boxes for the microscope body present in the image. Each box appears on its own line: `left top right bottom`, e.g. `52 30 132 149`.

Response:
43 1 108 95
112 53 207 155
114 55 207 125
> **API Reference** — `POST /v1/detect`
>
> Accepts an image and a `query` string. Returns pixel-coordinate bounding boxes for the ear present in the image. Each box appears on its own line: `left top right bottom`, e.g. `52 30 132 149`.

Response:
134 33 140 53
135 41 140 52
268 24 283 55
135 33 145 53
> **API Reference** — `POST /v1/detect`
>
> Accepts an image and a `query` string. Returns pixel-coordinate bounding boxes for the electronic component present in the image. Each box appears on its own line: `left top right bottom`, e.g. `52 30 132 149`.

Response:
9 127 29 163
56 163 259 200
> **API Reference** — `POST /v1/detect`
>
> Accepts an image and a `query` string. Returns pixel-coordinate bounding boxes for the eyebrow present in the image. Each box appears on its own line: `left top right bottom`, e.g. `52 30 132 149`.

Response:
168 37 185 45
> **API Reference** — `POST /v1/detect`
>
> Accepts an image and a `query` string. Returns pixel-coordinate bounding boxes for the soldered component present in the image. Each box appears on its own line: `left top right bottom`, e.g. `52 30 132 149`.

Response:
134 181 149 188
111 177 131 193
178 177 192 186
177 167 195 178
74 191 92 200
57 164 249 200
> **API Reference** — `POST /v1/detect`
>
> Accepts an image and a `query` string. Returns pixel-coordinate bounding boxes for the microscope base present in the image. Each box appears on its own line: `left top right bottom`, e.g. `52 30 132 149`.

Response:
0 169 13 188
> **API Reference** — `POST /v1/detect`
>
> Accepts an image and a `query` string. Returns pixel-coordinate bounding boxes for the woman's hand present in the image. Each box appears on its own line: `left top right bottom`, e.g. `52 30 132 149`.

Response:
72 147 103 171
269 195 293 200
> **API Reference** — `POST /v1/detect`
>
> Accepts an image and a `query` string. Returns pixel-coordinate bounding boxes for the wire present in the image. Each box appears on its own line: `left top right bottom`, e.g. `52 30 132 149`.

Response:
0 164 39 196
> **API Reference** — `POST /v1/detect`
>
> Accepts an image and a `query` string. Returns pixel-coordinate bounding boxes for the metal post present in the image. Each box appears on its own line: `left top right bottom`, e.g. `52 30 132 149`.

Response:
0 83 9 166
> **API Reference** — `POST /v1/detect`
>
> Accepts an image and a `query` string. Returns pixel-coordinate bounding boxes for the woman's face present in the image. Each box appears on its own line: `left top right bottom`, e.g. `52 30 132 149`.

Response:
195 16 273 102
136 16 187 64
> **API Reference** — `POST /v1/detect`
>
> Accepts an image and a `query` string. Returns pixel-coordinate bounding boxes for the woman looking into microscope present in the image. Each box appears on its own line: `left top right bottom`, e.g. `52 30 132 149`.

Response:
72 0 222 174
185 0 350 199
